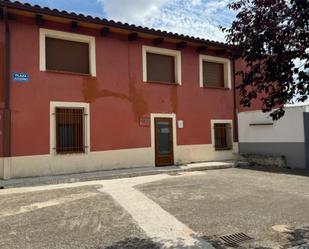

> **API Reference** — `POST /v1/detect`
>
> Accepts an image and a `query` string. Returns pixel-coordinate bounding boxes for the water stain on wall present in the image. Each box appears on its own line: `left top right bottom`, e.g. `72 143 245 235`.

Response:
170 86 178 113
82 76 148 122
128 78 148 122
83 77 129 103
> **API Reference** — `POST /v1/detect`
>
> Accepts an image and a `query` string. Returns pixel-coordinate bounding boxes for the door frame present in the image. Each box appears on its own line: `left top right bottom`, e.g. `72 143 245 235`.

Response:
154 117 174 166
150 113 177 166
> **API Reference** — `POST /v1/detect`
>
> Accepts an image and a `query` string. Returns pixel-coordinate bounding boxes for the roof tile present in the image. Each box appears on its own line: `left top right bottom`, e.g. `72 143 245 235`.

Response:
0 0 231 48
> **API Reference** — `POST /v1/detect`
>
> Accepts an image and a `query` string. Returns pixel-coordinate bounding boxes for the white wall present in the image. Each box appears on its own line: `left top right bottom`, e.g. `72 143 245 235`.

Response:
1 143 238 179
0 158 3 179
238 106 306 143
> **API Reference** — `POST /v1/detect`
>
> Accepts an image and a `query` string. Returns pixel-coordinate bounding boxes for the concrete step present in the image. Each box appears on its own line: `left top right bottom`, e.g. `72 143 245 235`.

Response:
0 161 235 189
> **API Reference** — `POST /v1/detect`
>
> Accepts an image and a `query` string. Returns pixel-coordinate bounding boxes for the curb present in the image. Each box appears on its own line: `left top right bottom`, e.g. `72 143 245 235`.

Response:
0 163 234 189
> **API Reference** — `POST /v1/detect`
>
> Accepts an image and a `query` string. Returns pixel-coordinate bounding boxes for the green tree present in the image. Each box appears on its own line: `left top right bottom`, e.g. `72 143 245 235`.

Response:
224 0 309 119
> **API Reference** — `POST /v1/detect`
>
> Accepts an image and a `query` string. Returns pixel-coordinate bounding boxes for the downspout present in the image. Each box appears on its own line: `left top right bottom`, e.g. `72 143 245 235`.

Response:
232 58 239 144
3 6 11 173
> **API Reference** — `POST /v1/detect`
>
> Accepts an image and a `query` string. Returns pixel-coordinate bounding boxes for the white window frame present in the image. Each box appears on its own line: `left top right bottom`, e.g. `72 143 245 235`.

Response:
40 28 96 76
199 55 231 88
142 45 182 85
211 119 233 149
50 101 90 156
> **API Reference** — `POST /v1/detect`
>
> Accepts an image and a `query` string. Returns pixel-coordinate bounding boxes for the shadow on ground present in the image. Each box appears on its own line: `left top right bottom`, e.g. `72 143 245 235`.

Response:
99 237 161 249
99 229 309 249
204 226 309 249
283 226 309 248
201 236 227 249
238 164 309 178
202 235 273 249
99 236 217 249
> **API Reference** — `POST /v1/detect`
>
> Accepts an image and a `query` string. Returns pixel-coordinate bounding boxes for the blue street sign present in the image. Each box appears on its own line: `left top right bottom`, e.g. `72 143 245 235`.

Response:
13 72 29 83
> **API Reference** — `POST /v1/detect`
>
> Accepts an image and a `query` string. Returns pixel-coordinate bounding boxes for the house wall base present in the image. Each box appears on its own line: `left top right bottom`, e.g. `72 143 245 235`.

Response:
0 157 11 179
239 142 306 169
1 143 238 179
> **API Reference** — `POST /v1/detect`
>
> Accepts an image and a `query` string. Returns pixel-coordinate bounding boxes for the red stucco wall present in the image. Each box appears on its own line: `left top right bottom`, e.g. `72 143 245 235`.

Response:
235 59 267 113
8 16 235 157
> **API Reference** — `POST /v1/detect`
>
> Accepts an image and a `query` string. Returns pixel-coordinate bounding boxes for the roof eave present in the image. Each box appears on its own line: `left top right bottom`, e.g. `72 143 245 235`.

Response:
0 0 234 50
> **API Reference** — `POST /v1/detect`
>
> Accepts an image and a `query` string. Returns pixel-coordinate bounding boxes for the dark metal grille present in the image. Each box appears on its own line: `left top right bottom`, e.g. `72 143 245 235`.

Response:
220 233 253 246
214 123 232 150
54 107 87 154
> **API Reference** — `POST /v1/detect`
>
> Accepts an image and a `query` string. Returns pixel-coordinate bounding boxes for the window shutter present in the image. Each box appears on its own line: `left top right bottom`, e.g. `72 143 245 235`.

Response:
46 37 90 74
203 61 224 88
146 52 175 83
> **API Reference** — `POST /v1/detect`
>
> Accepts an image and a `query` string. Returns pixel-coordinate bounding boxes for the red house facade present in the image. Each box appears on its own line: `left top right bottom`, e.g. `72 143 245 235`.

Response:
0 1 239 179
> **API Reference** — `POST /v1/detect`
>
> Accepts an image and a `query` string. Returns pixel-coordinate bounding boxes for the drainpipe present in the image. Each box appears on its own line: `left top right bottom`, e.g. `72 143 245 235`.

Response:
2 6 11 179
232 58 239 144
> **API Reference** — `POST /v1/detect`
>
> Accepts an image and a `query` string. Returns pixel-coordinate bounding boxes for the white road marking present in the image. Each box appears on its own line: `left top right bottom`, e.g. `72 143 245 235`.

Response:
0 192 97 218
99 172 214 249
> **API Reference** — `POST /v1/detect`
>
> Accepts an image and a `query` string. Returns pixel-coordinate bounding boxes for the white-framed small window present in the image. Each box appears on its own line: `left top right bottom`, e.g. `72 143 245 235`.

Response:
50 101 90 155
142 45 182 85
211 119 233 151
40 28 96 76
199 55 231 89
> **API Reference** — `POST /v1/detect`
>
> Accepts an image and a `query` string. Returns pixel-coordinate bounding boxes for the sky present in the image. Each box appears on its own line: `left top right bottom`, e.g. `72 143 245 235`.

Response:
19 0 235 42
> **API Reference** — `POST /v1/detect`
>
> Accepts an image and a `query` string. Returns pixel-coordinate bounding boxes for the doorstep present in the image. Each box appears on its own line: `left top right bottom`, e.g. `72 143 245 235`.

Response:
0 161 235 189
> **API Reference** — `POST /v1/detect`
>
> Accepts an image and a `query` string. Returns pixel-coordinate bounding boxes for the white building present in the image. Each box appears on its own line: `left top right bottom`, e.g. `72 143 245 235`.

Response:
238 103 309 169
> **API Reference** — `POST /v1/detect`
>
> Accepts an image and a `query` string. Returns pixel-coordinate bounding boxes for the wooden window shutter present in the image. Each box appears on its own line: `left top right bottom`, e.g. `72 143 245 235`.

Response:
46 37 90 74
146 52 175 83
203 61 224 88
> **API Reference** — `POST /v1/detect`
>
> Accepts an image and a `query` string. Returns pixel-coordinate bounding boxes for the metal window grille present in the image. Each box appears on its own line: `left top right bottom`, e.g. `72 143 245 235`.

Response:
53 107 88 154
214 123 232 150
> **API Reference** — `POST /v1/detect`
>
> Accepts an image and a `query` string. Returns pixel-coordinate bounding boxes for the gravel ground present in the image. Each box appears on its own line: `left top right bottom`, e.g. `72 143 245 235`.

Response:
136 168 309 249
0 185 152 249
1 167 309 249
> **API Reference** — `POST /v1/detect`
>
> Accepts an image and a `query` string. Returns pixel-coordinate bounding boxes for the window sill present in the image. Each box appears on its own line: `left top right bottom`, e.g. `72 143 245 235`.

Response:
52 147 89 155
44 69 93 77
144 81 180 86
55 150 85 155
215 147 233 151
202 86 230 90
53 152 88 157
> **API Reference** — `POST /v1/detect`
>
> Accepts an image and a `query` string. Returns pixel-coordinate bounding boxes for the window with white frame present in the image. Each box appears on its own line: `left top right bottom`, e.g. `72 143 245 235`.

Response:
50 102 90 155
40 28 96 76
200 55 231 88
143 46 181 84
211 120 233 150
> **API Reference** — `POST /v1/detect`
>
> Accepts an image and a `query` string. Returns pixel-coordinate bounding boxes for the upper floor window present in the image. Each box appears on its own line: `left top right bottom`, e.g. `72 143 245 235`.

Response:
199 55 231 89
40 28 96 76
46 38 90 74
143 46 181 85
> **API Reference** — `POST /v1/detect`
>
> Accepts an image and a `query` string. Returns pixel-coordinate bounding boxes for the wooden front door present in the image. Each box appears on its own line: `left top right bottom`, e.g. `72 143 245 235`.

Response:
155 118 174 166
